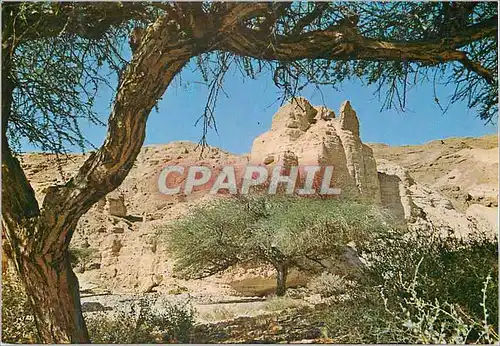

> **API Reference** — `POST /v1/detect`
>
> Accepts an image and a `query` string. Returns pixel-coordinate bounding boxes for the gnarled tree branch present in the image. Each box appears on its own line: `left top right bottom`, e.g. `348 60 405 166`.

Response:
219 16 497 83
31 13 205 256
1 2 497 341
4 2 154 43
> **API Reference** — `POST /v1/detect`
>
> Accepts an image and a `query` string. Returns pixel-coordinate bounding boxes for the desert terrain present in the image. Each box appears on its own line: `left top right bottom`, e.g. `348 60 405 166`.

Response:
12 99 498 342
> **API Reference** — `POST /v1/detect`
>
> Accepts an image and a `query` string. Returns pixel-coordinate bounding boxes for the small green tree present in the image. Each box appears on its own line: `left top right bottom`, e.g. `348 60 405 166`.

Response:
165 196 396 296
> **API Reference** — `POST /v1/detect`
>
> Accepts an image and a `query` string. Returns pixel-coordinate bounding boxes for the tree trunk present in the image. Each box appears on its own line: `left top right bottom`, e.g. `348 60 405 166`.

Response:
275 264 288 297
15 252 88 343
2 8 209 342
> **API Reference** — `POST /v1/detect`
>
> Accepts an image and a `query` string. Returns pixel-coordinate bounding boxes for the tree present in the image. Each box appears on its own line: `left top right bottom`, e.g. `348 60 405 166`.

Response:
1 1 497 342
2 2 158 342
166 196 396 296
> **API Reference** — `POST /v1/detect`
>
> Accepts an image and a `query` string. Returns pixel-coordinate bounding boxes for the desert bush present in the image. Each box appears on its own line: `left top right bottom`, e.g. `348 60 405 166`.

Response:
198 306 237 322
68 246 100 266
1 268 38 343
265 296 306 312
381 271 498 344
319 228 499 344
319 289 401 343
307 272 356 298
86 297 195 343
363 228 498 329
320 273 499 344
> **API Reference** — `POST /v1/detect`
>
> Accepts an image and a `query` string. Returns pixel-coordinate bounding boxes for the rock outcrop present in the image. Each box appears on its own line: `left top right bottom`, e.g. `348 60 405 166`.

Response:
377 159 487 236
105 192 127 217
369 135 498 211
250 97 381 202
251 98 493 237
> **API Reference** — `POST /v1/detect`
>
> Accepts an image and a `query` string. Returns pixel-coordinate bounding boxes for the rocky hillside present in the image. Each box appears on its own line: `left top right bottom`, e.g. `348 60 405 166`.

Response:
14 98 498 298
368 135 497 210
368 134 497 233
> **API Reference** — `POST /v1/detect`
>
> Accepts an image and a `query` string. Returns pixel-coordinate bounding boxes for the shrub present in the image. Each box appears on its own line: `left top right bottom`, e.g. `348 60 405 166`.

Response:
68 246 100 267
320 272 499 344
1 268 38 343
165 195 398 296
363 228 498 329
318 228 499 344
381 272 498 344
86 297 195 343
306 272 356 298
198 306 236 322
265 296 306 312
318 289 402 343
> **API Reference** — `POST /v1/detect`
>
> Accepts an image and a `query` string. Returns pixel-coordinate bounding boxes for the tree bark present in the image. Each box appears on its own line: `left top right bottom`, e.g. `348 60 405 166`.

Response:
275 264 288 297
2 4 263 341
3 28 88 341
16 252 88 342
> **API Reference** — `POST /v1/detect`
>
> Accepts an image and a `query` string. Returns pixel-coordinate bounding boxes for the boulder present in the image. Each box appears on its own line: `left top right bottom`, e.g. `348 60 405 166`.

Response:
106 192 127 217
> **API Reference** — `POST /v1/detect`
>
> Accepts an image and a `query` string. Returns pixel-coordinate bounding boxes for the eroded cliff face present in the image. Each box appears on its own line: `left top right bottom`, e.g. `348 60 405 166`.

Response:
369 134 498 211
250 97 380 202
250 98 495 237
14 98 498 295
376 159 493 237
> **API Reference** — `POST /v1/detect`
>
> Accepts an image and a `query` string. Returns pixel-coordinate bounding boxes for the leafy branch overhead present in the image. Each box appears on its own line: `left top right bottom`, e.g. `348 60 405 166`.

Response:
218 2 497 121
3 2 498 155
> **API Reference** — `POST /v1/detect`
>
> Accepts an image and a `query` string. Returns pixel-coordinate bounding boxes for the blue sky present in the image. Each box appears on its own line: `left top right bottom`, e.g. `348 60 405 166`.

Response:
50 59 497 155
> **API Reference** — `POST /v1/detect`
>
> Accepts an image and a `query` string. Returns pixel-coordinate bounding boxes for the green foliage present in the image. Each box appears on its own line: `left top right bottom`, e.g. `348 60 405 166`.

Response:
381 273 498 344
197 2 497 125
3 2 153 154
351 2 497 121
165 195 398 290
198 306 236 322
1 269 38 343
265 296 306 312
9 35 107 153
165 197 257 279
68 246 100 265
85 297 195 343
306 272 356 298
247 196 394 264
318 289 401 343
318 228 499 344
4 2 497 157
364 228 498 329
